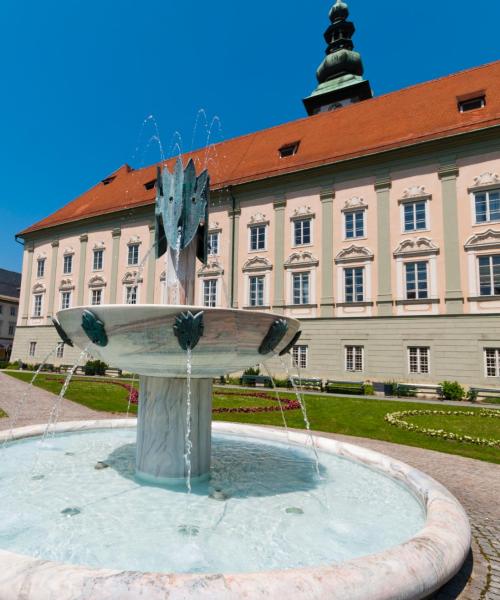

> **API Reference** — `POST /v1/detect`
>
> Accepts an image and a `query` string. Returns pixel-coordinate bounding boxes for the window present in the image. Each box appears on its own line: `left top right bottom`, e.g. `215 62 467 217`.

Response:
29 341 36 357
459 96 485 113
405 262 428 300
249 225 266 251
125 286 137 305
345 210 365 239
292 345 308 369
345 346 364 372
478 255 500 296
344 267 364 303
208 232 220 256
403 201 427 232
63 254 73 274
249 276 265 307
292 272 310 305
279 142 300 158
203 279 217 307
128 244 140 266
294 219 311 246
485 348 500 377
37 259 45 278
33 294 43 317
91 289 102 306
61 291 71 310
10 306 15 316
93 249 104 271
408 347 430 374
474 190 500 224
56 343 64 359
8 323 15 336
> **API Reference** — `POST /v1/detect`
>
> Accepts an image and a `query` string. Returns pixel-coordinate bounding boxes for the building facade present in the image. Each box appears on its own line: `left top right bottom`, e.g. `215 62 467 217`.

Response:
11 4 500 386
0 268 21 360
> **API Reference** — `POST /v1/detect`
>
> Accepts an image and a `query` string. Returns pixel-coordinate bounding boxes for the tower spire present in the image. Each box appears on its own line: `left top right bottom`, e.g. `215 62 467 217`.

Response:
303 1 372 116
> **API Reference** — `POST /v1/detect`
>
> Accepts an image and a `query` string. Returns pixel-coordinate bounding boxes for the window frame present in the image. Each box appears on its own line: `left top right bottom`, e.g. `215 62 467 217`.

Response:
248 275 265 307
56 342 65 359
249 225 267 252
33 293 43 317
127 243 140 266
404 261 429 300
293 218 312 247
402 200 428 233
63 254 73 275
344 266 365 303
408 346 430 374
344 209 365 240
29 341 37 357
208 232 220 257
36 259 45 278
203 279 218 308
478 254 500 296
345 345 364 373
91 288 103 306
125 285 138 305
60 290 71 310
292 271 310 305
292 345 308 369
93 249 104 271
473 189 500 225
484 348 500 378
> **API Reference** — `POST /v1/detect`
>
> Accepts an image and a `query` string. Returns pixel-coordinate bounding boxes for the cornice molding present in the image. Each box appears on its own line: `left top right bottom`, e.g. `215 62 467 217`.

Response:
284 251 319 269
468 171 500 192
290 206 315 220
464 229 500 251
242 256 273 273
342 196 368 213
88 275 107 289
197 260 224 278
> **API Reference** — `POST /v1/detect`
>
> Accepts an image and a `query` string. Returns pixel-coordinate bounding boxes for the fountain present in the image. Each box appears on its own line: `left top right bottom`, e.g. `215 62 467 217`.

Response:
0 159 470 599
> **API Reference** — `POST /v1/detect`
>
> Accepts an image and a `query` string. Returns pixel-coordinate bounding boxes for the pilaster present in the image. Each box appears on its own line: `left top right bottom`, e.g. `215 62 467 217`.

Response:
77 234 88 306
146 224 156 303
320 187 335 317
228 205 241 308
375 175 393 316
110 228 121 304
21 242 35 325
439 161 463 314
47 240 59 321
273 195 287 314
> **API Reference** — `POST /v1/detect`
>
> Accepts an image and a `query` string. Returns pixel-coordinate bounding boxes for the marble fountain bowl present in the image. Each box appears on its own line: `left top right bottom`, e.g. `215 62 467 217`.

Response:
56 305 301 377
0 422 471 600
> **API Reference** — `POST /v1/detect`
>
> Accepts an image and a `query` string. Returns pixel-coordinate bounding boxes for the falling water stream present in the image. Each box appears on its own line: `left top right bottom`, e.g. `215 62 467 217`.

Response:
1 345 59 451
184 348 193 493
260 363 290 437
126 374 138 418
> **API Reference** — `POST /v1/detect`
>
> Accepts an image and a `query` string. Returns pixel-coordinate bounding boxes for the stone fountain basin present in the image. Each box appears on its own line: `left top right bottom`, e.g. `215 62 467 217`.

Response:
56 305 300 378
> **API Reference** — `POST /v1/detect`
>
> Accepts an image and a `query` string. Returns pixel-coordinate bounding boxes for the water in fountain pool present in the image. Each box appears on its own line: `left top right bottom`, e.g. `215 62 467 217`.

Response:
0 428 425 574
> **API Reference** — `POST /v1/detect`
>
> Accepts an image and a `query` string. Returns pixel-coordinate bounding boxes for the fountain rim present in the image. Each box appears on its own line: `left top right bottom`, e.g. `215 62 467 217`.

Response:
0 420 471 600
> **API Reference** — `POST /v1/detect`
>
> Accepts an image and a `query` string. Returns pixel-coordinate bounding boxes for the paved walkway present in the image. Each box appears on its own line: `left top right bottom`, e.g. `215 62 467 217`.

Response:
0 371 117 429
0 372 498 598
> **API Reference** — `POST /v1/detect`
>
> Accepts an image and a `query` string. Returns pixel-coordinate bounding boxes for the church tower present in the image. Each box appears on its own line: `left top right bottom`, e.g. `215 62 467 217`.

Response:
303 0 373 115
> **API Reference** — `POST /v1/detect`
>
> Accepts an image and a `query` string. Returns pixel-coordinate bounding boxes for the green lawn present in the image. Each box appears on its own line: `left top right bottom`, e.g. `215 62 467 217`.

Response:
4 372 500 464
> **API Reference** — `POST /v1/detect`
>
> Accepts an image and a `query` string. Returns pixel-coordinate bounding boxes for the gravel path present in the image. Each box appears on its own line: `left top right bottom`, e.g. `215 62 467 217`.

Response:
0 372 498 599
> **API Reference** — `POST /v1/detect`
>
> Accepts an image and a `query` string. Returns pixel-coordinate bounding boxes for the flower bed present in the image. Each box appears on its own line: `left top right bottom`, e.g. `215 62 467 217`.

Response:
213 390 300 414
385 409 500 448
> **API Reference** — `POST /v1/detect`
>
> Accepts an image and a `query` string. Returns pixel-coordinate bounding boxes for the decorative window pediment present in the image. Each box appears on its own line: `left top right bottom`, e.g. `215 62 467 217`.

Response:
469 172 500 191
88 275 107 289
63 247 75 256
398 185 431 204
393 237 439 257
242 256 273 273
342 196 368 212
59 278 75 291
36 252 47 260
197 260 224 278
248 212 269 227
93 241 106 250
122 271 142 285
464 229 500 251
290 206 315 220
284 251 319 269
335 245 374 264
32 283 46 293
127 236 142 246
209 221 222 233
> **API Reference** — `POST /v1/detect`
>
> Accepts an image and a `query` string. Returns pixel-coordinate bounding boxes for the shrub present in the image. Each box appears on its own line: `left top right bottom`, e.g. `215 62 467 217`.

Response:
394 384 417 398
84 360 109 377
363 383 375 396
466 388 478 403
439 381 465 401
273 378 290 389
243 366 260 376
0 361 8 369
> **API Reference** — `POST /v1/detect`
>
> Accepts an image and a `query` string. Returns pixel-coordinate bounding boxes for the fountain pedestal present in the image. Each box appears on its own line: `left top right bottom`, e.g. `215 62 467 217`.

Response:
135 376 213 484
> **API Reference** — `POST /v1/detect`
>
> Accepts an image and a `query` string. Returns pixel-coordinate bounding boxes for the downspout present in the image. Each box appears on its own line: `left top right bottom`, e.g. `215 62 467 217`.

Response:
228 186 236 308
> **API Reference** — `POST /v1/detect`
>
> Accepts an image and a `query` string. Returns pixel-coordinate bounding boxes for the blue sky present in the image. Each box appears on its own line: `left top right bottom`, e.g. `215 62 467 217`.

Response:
1 0 499 272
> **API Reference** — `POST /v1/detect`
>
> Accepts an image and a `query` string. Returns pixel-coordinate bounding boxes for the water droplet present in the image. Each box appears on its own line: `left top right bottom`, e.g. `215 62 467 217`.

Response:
94 461 109 470
178 524 199 537
31 474 45 481
65 452 75 456
61 507 81 517
285 507 304 515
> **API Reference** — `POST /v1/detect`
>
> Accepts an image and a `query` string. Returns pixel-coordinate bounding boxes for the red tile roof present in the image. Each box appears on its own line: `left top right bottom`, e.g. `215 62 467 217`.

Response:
19 61 500 236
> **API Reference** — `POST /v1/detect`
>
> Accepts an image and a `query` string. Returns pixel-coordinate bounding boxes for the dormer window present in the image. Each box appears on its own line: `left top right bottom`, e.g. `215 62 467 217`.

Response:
101 176 116 186
458 95 485 113
279 142 300 158
144 180 156 191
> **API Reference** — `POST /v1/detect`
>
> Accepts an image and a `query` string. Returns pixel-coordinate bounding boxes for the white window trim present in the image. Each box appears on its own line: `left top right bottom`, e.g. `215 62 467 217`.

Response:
208 231 221 257
337 263 372 303
32 293 44 318
484 348 500 378
396 256 438 301
474 253 500 298
123 284 140 305
248 224 268 253
400 200 430 234
470 189 500 227
93 249 104 271
343 209 366 241
345 345 364 373
127 243 140 267
60 291 72 310
200 278 219 308
63 254 74 275
89 288 104 306
245 273 269 307
287 269 315 306
407 346 431 375
36 259 46 278
291 217 313 248
292 345 308 369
